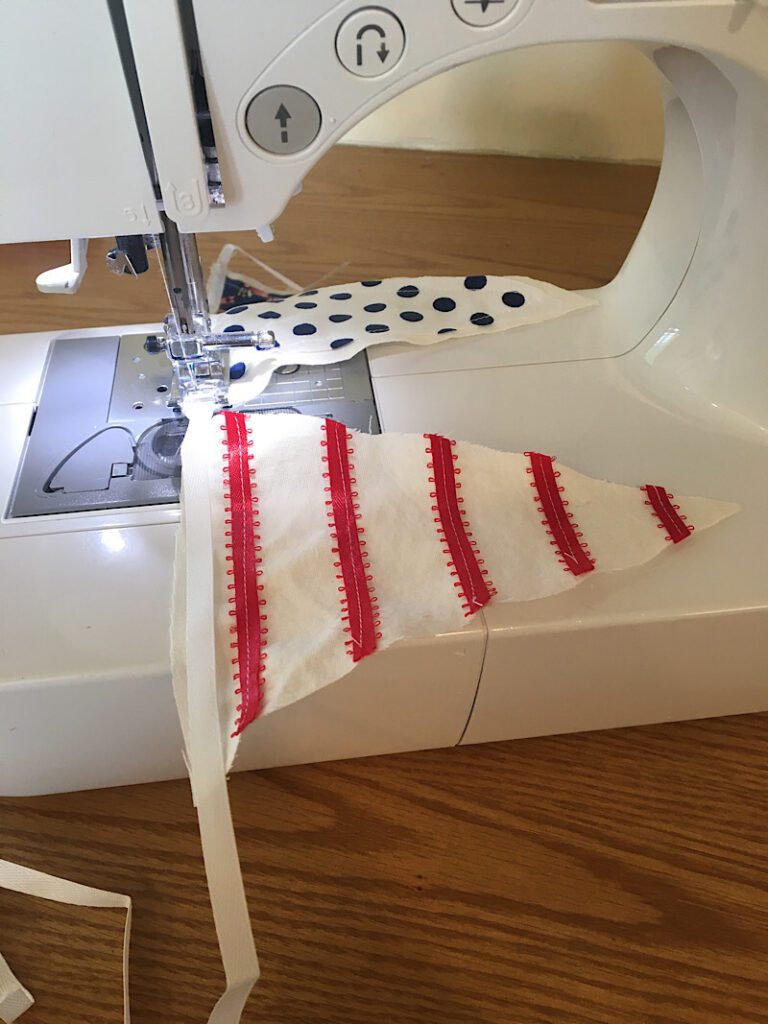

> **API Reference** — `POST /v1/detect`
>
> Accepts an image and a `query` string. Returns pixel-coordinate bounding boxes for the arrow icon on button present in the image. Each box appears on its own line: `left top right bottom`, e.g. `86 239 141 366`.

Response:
466 0 504 9
355 23 387 67
275 103 291 143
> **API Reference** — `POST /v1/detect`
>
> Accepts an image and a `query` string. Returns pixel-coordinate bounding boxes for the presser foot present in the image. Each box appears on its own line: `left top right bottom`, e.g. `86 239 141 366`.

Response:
152 317 279 409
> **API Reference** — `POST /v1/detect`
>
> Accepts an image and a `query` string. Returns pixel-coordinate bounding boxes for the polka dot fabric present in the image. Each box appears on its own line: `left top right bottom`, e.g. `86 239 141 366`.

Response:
211 275 595 403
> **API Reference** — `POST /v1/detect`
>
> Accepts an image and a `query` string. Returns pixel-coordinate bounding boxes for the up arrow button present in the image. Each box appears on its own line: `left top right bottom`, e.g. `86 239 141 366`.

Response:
245 86 321 156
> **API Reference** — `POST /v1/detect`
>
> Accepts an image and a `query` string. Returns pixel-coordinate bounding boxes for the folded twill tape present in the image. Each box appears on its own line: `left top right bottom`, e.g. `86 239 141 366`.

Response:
0 277 739 1024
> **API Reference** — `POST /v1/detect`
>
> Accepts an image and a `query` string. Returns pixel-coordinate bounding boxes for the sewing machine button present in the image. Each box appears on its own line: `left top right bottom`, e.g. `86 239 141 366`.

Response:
451 0 519 27
245 86 321 155
335 9 405 78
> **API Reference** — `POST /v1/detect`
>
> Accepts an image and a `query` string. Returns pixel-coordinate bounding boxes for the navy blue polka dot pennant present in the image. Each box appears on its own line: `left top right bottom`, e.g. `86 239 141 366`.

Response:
213 275 595 401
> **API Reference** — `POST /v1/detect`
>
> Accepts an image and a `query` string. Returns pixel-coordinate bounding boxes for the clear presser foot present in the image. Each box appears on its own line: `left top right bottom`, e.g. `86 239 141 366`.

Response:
151 321 278 409
152 214 278 408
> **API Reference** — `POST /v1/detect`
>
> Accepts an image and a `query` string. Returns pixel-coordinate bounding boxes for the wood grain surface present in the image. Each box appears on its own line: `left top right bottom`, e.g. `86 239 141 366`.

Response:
0 146 656 334
3 147 768 1024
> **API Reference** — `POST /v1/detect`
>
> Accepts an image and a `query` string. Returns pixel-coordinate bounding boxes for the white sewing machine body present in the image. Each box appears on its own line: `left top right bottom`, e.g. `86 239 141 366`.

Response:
1 1 766 795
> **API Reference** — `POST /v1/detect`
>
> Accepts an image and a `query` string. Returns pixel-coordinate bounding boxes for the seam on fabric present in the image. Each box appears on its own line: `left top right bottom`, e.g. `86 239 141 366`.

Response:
321 418 380 661
642 484 694 544
424 433 496 616
526 451 595 576
222 411 267 735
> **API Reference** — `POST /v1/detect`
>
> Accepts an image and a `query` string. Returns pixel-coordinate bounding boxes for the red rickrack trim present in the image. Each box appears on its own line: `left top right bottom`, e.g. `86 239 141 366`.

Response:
424 433 496 616
525 451 595 576
221 411 267 736
321 418 381 661
642 484 694 544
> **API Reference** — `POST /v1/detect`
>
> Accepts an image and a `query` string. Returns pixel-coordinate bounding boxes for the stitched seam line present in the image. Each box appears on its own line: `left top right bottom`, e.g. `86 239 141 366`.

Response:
642 484 694 543
425 433 494 616
526 451 595 576
322 419 379 661
222 411 267 736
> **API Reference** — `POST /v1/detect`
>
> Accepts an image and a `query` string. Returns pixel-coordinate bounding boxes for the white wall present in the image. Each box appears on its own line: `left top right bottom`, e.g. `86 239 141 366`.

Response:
344 42 664 164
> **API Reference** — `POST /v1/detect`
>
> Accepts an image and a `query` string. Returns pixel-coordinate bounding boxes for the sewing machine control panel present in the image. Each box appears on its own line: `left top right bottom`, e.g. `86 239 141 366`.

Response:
237 0 533 169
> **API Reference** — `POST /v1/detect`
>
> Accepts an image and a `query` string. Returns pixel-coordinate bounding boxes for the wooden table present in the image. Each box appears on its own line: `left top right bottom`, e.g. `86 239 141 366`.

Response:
2 147 767 1024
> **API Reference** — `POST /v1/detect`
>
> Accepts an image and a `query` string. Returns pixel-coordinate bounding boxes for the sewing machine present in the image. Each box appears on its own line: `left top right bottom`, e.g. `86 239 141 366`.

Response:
1 1 766 796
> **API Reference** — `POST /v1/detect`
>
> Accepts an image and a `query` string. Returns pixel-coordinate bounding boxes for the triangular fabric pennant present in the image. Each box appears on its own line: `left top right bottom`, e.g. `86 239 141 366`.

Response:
177 411 737 769
210 275 595 402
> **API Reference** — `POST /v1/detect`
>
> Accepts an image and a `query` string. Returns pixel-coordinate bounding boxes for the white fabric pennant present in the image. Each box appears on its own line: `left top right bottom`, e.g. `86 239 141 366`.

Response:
211 275 595 402
187 412 740 771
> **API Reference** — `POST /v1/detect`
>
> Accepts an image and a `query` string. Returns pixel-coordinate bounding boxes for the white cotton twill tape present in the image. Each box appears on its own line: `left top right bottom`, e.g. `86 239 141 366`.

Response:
0 859 131 1024
175 396 260 1024
205 414 739 770
212 275 595 402
0 942 33 1024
